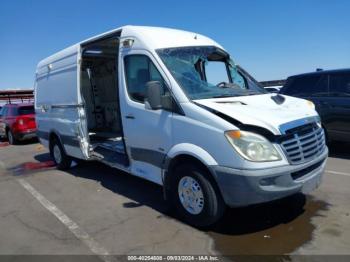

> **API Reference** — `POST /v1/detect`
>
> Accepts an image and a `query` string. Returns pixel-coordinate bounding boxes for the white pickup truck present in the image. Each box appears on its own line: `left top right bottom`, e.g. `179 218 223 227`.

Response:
35 26 328 226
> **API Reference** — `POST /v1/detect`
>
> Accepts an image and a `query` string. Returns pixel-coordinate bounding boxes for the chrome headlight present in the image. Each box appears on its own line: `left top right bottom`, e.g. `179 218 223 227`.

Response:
225 130 282 162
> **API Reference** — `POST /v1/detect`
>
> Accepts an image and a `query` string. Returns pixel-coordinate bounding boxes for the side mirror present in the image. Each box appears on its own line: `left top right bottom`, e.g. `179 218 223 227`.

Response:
145 81 162 110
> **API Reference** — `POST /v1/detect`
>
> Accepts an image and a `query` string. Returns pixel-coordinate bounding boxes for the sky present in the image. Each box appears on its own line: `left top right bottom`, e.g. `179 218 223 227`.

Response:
0 0 349 89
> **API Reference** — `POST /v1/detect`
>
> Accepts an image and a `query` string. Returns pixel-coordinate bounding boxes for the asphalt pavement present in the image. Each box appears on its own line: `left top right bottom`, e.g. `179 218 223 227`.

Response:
0 140 349 260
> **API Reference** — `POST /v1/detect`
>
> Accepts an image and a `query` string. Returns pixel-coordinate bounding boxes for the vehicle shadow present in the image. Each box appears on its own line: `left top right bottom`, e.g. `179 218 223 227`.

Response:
328 141 350 160
34 153 172 216
17 138 39 145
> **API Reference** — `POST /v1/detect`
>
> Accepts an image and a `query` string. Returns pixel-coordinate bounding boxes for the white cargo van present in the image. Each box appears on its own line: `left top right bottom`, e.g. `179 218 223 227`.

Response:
35 26 328 226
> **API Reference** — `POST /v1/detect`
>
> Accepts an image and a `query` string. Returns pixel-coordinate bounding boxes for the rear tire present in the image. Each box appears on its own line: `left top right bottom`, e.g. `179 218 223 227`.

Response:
50 137 72 170
170 163 225 227
7 129 17 145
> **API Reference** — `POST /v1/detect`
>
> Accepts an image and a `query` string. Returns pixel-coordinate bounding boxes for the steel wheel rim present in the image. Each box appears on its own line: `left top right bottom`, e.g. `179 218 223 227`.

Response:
178 176 204 215
53 145 62 164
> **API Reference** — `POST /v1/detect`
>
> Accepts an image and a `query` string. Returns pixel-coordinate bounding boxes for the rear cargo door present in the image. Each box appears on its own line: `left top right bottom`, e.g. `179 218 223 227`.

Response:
35 48 89 159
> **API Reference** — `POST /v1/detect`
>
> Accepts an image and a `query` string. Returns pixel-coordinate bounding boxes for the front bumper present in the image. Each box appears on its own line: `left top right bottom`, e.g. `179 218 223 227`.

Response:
212 147 328 207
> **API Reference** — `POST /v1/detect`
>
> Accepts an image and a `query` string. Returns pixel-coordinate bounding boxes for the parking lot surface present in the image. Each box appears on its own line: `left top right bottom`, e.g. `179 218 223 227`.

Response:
0 140 349 259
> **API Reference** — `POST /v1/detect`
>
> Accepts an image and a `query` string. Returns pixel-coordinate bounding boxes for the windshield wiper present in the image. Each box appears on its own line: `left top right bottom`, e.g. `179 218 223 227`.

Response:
212 94 238 98
213 91 261 98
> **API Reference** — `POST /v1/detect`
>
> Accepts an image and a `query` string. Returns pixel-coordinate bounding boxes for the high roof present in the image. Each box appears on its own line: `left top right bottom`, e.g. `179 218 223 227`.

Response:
37 25 223 68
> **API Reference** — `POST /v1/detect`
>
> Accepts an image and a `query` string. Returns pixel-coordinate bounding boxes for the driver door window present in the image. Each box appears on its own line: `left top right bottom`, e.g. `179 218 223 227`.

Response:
124 55 168 103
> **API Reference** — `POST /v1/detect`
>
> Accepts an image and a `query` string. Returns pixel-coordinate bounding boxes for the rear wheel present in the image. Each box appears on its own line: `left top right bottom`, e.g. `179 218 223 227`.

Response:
7 129 17 145
50 137 72 170
170 163 225 227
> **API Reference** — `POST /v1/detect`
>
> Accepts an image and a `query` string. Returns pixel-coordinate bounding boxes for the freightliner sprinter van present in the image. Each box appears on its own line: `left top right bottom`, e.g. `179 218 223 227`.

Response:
35 26 328 226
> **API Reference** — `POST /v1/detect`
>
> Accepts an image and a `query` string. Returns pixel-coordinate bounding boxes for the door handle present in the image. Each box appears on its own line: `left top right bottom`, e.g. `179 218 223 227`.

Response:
125 114 135 119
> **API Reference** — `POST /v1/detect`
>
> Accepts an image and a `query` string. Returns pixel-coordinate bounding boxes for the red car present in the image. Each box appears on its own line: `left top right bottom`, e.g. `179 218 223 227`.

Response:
0 103 37 144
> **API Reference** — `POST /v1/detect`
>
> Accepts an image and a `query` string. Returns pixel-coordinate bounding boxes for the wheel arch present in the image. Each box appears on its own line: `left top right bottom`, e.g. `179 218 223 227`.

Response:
163 143 221 200
48 130 67 154
165 143 218 167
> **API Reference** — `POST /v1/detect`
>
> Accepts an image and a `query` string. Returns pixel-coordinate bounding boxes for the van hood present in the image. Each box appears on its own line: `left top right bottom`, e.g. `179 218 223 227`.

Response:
194 94 319 135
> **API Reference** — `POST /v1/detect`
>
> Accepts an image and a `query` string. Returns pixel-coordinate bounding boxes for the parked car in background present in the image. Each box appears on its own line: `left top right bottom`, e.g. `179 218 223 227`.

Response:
0 103 37 144
0 106 3 140
280 69 350 143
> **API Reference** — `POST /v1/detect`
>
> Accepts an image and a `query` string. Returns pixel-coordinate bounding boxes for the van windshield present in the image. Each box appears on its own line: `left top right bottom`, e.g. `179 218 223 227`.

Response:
157 46 265 100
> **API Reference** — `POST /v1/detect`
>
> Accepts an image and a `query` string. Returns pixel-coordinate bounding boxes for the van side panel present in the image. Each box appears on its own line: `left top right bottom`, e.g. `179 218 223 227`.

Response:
36 53 79 106
35 50 87 159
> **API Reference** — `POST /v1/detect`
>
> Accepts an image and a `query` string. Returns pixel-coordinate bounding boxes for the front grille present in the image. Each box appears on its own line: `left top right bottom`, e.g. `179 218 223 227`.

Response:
280 122 326 165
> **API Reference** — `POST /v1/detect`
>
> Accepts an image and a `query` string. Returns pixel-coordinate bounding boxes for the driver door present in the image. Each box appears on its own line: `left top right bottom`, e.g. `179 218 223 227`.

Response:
120 50 173 185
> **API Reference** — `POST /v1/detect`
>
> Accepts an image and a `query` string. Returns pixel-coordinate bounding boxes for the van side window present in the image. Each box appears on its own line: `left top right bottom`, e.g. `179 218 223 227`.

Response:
329 74 350 96
124 55 167 103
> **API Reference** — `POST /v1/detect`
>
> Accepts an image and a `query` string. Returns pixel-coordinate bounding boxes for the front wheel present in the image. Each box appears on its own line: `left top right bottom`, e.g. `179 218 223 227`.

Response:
170 163 225 227
50 138 72 170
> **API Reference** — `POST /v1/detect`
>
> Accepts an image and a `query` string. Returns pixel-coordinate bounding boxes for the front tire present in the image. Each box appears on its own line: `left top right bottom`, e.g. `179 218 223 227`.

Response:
50 138 72 170
170 163 225 227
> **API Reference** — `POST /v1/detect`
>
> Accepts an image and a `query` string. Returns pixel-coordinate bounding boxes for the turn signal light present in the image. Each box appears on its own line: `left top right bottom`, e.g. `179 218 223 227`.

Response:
225 130 241 139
